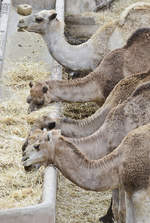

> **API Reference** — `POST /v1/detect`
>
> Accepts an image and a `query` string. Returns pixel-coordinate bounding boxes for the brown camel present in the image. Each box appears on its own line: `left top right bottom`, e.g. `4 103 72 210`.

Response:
32 70 150 138
23 80 150 222
22 124 150 223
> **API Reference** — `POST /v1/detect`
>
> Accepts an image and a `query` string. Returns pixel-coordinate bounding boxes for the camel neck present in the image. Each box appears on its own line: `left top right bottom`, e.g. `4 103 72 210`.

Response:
47 76 105 104
42 21 98 71
60 104 110 138
53 137 120 191
69 125 111 160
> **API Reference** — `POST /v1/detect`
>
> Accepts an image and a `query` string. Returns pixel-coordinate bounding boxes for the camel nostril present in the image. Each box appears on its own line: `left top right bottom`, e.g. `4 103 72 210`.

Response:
22 151 26 156
26 96 32 104
34 144 40 151
24 165 32 172
22 156 28 162
19 19 25 24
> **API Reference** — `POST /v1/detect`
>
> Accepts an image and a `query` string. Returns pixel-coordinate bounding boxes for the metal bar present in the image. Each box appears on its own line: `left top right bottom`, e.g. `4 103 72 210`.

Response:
0 0 11 75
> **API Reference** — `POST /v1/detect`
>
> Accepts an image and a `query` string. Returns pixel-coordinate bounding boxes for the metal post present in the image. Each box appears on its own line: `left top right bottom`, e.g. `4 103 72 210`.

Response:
0 0 11 76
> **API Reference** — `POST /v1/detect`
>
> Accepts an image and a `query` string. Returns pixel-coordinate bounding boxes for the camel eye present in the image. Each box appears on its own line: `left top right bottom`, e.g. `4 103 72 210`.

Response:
34 144 40 151
35 17 43 23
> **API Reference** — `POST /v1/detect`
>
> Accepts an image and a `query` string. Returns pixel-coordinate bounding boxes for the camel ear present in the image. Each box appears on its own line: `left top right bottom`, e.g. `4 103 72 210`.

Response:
42 86 48 93
29 81 33 88
48 12 57 21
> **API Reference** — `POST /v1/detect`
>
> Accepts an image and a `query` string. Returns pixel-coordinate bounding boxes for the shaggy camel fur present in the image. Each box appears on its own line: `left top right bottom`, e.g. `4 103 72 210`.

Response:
18 2 150 72
26 27 150 112
23 80 150 222
22 124 150 223
32 70 150 138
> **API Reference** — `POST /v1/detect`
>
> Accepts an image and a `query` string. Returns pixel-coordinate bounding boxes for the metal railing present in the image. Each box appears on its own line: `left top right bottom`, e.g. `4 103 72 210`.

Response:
0 0 11 75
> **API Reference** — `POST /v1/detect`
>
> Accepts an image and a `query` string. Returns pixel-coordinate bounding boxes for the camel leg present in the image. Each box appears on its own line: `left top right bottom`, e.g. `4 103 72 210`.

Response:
118 188 126 223
111 189 119 222
125 192 135 223
99 197 114 223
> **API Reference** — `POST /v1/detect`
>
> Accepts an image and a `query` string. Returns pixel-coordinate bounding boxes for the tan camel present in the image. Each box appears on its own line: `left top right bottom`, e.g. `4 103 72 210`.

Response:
23 80 150 222
26 80 150 161
18 2 150 72
32 70 150 138
26 26 150 113
22 124 150 223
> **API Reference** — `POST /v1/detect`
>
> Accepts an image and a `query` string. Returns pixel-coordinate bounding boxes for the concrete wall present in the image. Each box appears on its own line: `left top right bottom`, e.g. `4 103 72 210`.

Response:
65 0 96 14
12 0 56 10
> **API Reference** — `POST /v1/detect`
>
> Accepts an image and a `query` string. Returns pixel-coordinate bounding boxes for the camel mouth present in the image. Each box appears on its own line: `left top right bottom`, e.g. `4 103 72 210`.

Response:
23 161 41 172
17 27 27 32
27 105 43 114
24 164 41 172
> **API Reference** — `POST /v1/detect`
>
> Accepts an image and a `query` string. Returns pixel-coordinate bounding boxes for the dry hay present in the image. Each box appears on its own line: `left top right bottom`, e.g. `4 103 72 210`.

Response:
63 102 99 119
56 173 111 223
3 61 50 89
0 62 57 209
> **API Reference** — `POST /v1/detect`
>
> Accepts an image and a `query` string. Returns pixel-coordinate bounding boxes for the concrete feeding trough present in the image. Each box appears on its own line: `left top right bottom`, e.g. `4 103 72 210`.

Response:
0 0 64 222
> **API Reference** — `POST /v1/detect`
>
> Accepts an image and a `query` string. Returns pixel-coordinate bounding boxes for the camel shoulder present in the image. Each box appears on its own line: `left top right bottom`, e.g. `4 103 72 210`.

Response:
120 124 150 192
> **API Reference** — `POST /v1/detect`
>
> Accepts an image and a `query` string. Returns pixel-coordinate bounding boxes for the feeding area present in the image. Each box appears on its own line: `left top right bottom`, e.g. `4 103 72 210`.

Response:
1 0 150 223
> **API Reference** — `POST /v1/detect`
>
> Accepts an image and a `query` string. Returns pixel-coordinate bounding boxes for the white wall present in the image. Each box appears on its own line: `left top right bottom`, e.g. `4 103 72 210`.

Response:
65 0 96 14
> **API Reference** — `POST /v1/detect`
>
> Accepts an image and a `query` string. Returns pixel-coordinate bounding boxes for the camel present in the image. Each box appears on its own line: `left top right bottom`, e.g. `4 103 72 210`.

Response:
32 70 150 138
26 80 150 162
26 26 150 113
22 124 150 223
25 65 150 223
18 2 150 72
23 80 150 222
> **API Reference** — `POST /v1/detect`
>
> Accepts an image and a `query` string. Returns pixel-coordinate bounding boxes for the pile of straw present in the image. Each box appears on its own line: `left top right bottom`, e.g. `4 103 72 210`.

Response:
0 62 56 209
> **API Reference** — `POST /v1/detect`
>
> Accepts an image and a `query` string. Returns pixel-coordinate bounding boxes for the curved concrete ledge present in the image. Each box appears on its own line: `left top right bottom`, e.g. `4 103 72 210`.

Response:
0 167 57 223
0 0 11 75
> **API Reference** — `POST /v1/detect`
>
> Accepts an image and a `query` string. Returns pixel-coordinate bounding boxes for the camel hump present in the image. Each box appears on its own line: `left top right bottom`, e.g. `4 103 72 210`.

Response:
132 81 150 97
125 28 150 48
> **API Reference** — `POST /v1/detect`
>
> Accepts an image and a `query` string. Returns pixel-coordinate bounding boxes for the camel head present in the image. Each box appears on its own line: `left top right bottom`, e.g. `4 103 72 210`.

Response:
18 9 57 34
33 115 57 130
22 115 57 155
27 81 51 113
22 129 61 171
